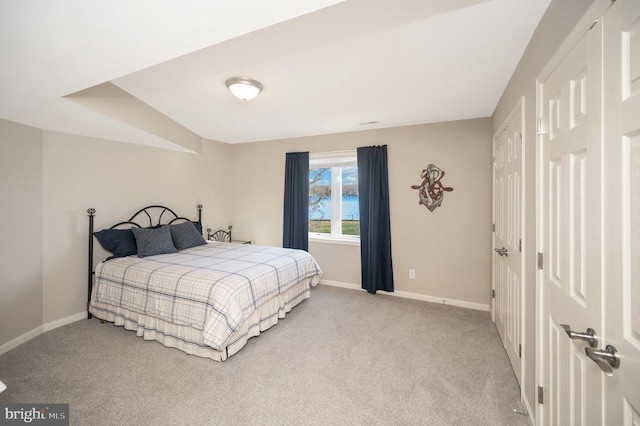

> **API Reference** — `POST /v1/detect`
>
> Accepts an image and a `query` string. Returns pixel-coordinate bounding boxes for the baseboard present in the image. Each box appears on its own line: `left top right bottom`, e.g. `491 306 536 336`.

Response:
0 311 86 356
523 393 535 425
319 280 361 291
43 311 87 332
319 280 490 312
0 325 43 356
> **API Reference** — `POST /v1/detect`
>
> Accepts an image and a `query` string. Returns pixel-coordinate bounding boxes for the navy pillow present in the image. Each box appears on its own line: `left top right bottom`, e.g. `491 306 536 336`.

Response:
192 221 203 235
132 226 178 257
171 221 207 250
94 228 137 258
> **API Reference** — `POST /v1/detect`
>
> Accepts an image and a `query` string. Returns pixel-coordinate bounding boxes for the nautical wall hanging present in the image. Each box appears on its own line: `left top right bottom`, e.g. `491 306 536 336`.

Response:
411 163 453 212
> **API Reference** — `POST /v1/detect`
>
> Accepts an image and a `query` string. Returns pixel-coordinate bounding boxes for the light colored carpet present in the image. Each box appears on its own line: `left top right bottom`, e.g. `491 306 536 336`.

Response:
0 285 529 425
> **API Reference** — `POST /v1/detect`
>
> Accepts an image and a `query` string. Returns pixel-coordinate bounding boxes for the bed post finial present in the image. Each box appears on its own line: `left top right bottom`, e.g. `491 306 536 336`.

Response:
87 208 95 319
197 204 202 225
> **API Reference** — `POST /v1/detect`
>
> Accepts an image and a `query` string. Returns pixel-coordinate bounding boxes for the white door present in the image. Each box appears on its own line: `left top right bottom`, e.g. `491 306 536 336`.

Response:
494 126 507 348
538 19 603 425
493 104 524 385
602 0 640 422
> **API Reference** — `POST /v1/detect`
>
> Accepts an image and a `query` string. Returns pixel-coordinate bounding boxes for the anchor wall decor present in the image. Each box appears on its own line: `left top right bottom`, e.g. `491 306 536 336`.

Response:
411 163 453 212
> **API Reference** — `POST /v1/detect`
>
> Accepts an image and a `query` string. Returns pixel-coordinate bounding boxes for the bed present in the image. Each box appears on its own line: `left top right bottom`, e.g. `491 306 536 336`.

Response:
87 205 322 361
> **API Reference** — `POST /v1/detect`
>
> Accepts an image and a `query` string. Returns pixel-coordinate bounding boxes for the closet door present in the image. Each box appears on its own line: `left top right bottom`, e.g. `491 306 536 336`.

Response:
538 18 603 426
537 1 640 423
602 0 640 422
493 102 524 386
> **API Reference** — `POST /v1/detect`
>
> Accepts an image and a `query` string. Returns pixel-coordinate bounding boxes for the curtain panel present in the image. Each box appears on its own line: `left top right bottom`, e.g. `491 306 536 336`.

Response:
358 145 393 294
357 145 394 293
283 152 309 251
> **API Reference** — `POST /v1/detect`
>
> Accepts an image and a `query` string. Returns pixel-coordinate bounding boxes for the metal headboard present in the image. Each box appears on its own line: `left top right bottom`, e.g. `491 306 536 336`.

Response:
206 225 233 242
87 204 203 319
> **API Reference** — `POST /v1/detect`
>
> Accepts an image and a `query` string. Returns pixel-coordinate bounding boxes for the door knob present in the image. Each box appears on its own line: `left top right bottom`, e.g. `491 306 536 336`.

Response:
561 324 598 348
585 345 620 376
495 247 509 257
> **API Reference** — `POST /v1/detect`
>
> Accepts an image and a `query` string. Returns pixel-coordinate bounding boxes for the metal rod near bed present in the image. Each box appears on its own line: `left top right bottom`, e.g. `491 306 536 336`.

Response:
87 208 96 319
86 204 322 361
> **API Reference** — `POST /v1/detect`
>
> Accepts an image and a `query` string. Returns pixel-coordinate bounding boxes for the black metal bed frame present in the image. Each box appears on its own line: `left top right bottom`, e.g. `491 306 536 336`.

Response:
206 225 232 242
87 204 203 319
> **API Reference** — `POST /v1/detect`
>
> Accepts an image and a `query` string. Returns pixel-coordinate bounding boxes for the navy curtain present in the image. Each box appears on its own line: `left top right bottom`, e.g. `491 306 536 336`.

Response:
283 152 309 251
357 145 394 293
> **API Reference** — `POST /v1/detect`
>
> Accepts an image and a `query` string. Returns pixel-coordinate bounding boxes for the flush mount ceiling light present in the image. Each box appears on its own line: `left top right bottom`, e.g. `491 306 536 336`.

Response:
225 77 263 101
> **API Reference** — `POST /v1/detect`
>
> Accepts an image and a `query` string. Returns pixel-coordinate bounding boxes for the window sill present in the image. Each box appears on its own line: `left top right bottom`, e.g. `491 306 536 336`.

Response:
309 235 360 247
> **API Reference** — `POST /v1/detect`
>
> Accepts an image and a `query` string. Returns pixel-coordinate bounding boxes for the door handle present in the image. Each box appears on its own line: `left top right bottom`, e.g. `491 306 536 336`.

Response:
495 247 509 257
585 345 620 376
561 324 598 348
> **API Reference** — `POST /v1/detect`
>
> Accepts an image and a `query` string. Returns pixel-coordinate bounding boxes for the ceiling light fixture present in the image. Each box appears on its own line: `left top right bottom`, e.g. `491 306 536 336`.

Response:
225 77 263 101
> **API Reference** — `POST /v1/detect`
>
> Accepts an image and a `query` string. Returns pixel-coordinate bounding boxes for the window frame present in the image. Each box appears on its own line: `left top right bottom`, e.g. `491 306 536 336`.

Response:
308 151 360 245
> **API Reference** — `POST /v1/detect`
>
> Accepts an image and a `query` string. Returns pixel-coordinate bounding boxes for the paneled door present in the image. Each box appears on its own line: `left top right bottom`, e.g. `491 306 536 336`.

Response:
538 18 603 425
493 102 523 386
602 0 640 422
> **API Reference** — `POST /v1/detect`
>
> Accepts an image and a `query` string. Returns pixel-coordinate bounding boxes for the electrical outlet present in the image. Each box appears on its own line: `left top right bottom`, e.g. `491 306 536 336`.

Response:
409 269 415 279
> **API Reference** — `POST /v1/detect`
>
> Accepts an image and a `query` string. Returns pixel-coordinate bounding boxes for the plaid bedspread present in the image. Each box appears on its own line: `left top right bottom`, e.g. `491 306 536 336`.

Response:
91 242 322 350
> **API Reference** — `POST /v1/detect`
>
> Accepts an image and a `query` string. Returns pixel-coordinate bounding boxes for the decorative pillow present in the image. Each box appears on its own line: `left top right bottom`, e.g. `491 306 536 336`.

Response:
170 221 207 251
94 228 137 258
132 226 178 257
192 221 203 235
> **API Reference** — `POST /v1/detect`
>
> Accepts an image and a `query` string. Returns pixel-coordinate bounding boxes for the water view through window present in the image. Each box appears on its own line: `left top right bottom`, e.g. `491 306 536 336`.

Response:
309 195 360 220
309 166 359 236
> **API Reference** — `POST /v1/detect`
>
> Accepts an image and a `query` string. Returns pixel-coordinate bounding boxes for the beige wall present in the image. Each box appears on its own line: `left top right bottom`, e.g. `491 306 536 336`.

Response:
41 131 232 324
0 118 43 346
230 118 493 306
491 0 595 413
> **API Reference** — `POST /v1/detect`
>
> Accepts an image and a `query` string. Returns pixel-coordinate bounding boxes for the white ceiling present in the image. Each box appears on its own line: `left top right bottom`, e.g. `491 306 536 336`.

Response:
0 0 551 150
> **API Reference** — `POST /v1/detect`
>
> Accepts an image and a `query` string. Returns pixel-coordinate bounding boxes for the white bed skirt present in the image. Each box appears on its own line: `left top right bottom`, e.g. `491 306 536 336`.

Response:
89 277 316 362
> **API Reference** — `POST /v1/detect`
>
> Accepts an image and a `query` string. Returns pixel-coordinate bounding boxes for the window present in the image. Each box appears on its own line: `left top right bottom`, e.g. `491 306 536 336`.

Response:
309 151 359 242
